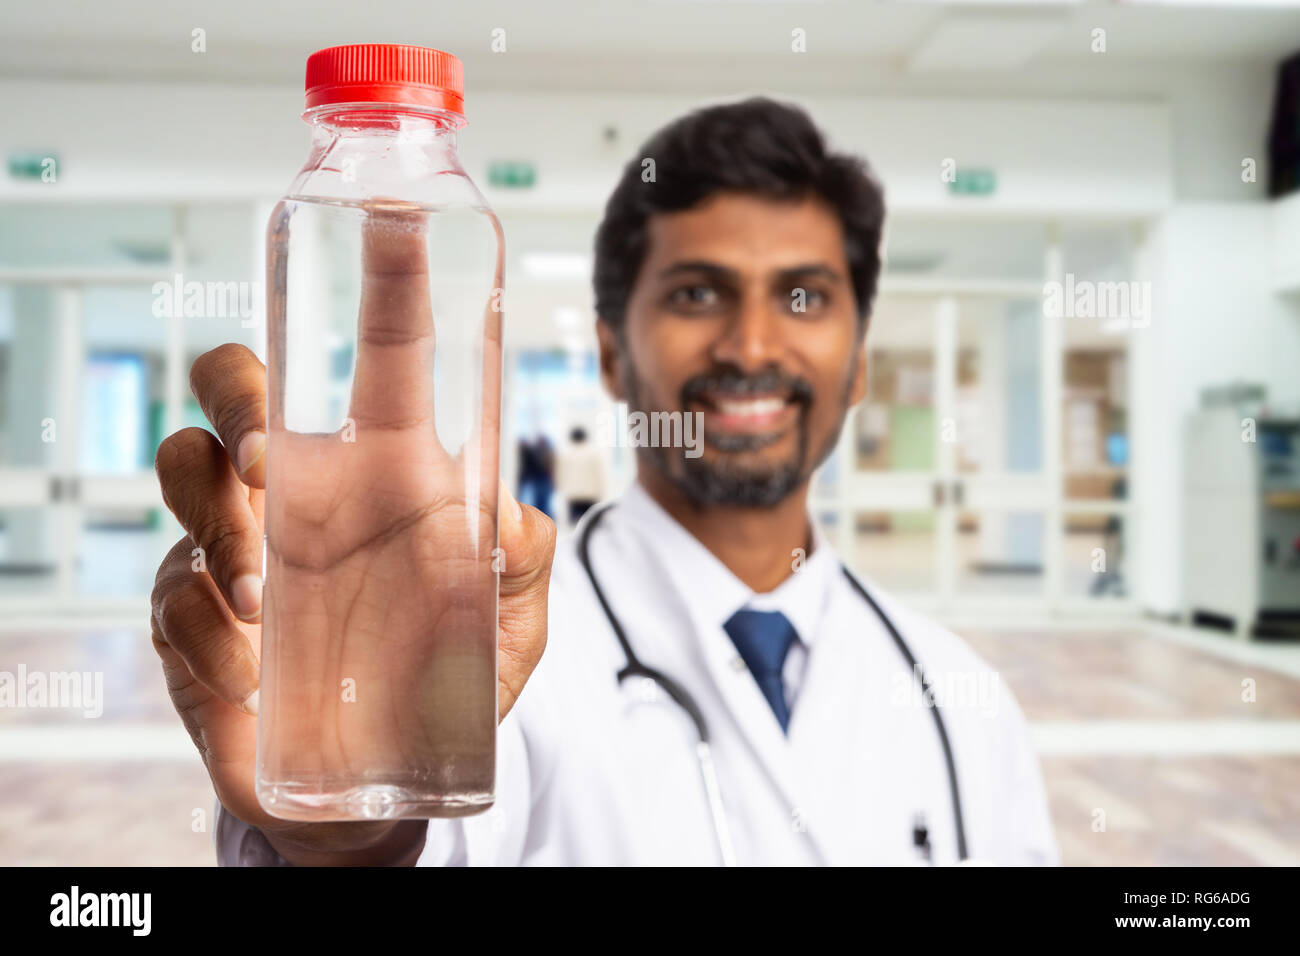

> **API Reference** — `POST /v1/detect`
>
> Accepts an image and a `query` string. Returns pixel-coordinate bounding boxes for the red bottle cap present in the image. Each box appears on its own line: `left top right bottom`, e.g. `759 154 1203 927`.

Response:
304 44 465 116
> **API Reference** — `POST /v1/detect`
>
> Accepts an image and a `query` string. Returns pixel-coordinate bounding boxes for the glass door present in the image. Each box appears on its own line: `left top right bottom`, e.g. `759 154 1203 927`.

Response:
816 294 942 606
0 284 75 607
0 201 266 613
825 216 1142 614
943 294 1055 608
827 217 1057 611
0 280 174 612
74 282 179 606
1055 223 1140 614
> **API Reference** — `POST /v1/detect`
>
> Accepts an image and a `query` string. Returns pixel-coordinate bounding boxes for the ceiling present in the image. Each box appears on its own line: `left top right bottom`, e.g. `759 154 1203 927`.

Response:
1 0 1297 92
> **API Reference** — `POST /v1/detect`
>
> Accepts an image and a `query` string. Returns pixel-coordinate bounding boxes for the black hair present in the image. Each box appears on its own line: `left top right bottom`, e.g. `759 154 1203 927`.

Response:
593 96 886 335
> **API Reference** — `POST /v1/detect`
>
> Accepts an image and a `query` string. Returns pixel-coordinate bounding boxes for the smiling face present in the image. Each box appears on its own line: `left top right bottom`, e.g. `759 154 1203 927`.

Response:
597 190 869 509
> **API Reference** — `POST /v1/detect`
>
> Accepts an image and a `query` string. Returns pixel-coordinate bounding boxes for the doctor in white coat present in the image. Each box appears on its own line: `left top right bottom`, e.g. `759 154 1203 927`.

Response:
156 96 1058 867
413 479 1057 866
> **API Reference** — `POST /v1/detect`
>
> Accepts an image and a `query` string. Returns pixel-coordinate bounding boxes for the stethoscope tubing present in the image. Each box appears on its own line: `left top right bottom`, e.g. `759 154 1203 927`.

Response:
576 500 968 864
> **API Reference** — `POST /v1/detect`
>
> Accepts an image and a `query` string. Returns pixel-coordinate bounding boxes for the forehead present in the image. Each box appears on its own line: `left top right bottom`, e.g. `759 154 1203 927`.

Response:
640 191 848 272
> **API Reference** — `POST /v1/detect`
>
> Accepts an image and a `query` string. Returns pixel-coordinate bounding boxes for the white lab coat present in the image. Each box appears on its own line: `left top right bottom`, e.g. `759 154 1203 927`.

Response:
415 482 1059 866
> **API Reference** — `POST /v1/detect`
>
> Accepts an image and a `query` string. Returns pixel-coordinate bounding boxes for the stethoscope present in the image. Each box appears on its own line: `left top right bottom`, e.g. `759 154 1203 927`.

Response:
577 501 969 866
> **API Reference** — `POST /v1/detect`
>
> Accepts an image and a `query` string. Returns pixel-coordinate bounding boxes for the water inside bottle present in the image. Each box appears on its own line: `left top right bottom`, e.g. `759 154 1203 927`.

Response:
256 195 503 821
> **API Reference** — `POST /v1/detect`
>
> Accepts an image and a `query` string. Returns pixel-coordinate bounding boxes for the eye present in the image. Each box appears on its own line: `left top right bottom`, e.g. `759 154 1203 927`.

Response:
668 284 722 310
787 287 830 313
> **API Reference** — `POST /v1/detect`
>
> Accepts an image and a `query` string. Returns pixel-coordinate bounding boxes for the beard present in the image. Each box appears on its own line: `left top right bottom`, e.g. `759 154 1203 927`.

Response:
621 360 851 509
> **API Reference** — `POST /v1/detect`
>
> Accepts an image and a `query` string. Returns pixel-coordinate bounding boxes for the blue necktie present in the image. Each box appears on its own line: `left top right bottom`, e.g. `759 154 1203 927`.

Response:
723 609 798 734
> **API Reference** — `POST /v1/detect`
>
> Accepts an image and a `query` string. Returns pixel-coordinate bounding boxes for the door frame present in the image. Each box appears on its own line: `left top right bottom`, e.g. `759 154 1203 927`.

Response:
816 216 1144 617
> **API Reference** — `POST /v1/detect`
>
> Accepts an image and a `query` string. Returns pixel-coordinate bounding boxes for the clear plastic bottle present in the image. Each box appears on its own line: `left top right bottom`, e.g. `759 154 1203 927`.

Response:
256 44 503 821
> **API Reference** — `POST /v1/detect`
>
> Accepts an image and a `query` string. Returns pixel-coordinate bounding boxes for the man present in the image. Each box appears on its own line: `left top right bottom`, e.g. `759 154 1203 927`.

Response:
152 97 1058 865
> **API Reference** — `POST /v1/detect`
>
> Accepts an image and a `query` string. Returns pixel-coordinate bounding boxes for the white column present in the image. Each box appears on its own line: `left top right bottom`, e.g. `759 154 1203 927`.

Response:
5 286 59 567
54 285 83 605
935 296 957 605
1043 225 1065 607
976 307 1008 562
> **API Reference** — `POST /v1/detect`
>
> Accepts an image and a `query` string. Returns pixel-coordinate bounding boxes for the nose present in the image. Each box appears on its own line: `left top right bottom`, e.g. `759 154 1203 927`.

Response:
708 298 787 374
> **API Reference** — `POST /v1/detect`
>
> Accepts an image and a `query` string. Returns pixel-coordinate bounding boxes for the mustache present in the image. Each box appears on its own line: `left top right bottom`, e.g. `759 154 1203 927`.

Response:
679 367 814 407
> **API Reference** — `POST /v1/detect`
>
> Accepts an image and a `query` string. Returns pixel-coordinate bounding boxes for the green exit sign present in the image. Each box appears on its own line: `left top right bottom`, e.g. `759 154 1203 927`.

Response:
8 151 59 182
488 161 536 189
949 167 996 197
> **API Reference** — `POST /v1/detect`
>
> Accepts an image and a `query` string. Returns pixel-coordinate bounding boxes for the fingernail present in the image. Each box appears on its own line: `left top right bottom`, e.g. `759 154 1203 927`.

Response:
236 431 267 475
231 573 263 621
510 494 523 524
241 690 259 717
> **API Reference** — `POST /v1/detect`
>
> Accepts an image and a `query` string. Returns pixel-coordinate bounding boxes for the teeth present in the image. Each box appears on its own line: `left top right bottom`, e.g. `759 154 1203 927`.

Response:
714 397 786 416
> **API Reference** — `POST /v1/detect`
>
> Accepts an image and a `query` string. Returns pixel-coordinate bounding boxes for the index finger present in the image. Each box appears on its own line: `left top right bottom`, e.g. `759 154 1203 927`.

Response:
190 344 268 489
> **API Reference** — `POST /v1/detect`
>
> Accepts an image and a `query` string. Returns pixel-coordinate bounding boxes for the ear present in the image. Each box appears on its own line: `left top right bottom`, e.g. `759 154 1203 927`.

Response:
848 340 868 407
596 318 626 402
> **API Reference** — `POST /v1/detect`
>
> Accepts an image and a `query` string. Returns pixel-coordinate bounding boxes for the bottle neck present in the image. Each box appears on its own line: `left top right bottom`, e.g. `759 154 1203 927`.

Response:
288 102 474 204
304 104 464 142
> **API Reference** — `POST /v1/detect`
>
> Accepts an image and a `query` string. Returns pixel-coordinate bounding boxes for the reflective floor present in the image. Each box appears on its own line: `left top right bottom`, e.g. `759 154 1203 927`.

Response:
962 626 1300 866
1 620 1298 865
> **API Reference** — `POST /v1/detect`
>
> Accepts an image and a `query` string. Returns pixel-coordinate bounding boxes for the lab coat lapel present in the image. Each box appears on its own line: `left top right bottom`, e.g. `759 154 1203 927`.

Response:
783 588 879 865
613 483 828 861
786 578 946 866
695 611 824 858
632 536 813 849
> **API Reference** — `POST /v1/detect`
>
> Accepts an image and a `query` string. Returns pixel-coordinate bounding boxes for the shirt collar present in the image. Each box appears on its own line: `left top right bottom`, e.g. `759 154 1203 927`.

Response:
617 479 837 648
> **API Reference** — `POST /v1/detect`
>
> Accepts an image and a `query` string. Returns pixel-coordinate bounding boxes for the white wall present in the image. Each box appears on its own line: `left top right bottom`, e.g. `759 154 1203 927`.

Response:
0 77 1175 354
0 79 1172 214
1133 204 1300 615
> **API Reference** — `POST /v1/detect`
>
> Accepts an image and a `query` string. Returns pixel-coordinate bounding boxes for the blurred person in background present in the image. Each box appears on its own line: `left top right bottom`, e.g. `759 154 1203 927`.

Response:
555 425 606 527
516 431 556 518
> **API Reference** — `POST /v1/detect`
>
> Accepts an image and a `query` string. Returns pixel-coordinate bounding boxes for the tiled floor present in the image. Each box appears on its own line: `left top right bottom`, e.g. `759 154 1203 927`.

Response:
1042 756 1300 866
2 619 1298 865
960 627 1300 720
960 625 1300 865
1 762 217 866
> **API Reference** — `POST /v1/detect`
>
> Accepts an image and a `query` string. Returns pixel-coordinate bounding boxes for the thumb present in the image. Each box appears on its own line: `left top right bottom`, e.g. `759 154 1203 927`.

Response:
498 478 556 596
